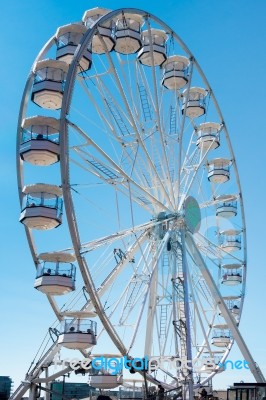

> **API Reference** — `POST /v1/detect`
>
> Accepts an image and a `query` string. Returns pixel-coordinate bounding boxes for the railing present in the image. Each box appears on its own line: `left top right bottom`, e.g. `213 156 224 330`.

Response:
21 128 59 144
61 318 97 335
22 193 63 215
222 235 241 244
212 329 232 338
116 19 141 33
36 262 76 280
142 35 166 47
217 201 237 209
57 32 84 48
34 67 67 83
208 165 229 173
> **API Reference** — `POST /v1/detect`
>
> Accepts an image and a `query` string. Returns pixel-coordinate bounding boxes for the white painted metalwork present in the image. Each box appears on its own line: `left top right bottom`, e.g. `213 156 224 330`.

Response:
196 122 221 151
88 374 123 389
114 13 143 54
138 29 167 66
20 116 60 166
207 158 231 183
55 24 91 70
16 6 263 400
162 55 190 90
19 184 63 230
34 251 76 295
82 8 115 54
182 87 207 118
58 318 97 349
32 59 68 109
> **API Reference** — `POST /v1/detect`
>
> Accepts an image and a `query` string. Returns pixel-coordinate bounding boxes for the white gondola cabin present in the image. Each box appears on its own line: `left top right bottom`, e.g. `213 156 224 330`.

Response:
82 8 115 54
196 122 220 151
212 336 231 347
89 375 123 389
20 116 60 166
34 252 76 295
222 264 242 286
200 355 224 373
56 24 91 71
212 326 231 347
114 13 143 54
220 230 242 253
222 295 241 318
88 353 123 388
89 368 123 389
138 29 167 66
231 305 240 316
215 194 237 218
222 273 242 285
162 55 190 90
207 158 231 184
221 263 242 286
19 184 63 230
182 87 207 118
222 263 242 270
31 59 68 110
58 318 97 349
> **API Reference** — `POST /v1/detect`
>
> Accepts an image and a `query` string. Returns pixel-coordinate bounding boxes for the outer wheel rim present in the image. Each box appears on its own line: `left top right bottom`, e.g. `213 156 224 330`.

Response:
16 7 247 392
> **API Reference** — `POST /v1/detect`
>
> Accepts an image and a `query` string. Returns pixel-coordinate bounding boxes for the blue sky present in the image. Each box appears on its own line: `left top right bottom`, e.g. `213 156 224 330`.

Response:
1 0 266 392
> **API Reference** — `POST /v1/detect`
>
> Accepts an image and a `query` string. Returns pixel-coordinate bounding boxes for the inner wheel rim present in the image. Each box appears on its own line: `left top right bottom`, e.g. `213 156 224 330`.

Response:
16 6 248 396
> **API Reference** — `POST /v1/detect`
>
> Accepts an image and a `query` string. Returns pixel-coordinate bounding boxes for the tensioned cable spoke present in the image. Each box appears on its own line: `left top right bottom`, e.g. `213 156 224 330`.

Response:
195 231 244 263
69 156 155 214
98 35 174 209
77 75 149 190
176 61 194 207
186 243 227 367
100 242 157 355
144 230 171 357
76 78 117 134
186 231 264 383
59 220 157 253
145 20 176 207
81 219 175 251
75 231 150 313
187 264 214 357
77 72 150 190
187 248 217 311
15 7 250 394
200 194 239 209
68 120 172 212
177 142 213 212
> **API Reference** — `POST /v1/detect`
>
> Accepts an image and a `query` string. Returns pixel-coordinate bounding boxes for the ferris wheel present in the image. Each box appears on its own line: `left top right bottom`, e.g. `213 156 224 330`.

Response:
14 6 265 400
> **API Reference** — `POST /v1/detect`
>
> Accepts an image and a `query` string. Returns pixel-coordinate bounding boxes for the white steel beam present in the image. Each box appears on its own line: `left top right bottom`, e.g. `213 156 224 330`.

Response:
180 230 194 400
68 120 171 212
98 35 174 209
185 231 265 383
10 344 61 400
144 232 170 356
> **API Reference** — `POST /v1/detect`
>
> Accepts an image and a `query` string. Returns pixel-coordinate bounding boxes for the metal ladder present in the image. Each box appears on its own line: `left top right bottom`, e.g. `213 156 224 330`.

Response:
169 105 177 135
105 98 130 136
138 84 152 121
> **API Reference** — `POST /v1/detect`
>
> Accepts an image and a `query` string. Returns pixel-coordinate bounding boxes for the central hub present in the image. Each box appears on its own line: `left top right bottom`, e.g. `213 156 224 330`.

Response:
183 196 201 233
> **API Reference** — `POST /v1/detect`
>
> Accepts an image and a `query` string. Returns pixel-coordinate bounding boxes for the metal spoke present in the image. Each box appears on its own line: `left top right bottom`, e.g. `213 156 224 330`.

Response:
15 6 254 398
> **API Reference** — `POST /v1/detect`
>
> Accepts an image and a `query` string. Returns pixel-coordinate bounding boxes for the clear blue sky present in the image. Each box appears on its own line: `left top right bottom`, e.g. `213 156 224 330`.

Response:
1 0 266 392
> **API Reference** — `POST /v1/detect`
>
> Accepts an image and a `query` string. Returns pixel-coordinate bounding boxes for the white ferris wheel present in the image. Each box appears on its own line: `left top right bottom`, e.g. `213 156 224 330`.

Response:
14 6 265 400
